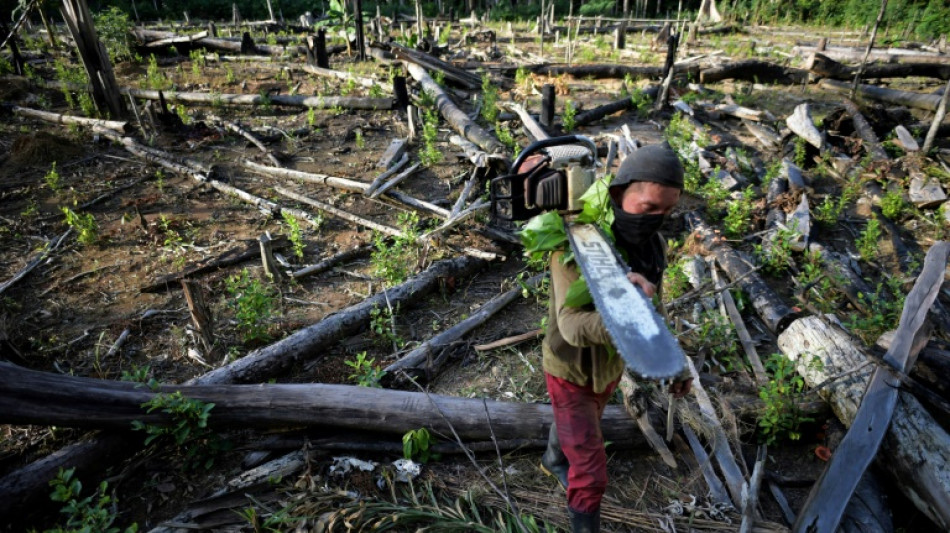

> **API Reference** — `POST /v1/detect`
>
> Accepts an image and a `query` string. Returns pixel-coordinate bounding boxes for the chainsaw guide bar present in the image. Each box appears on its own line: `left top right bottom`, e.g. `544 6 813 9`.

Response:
565 223 687 380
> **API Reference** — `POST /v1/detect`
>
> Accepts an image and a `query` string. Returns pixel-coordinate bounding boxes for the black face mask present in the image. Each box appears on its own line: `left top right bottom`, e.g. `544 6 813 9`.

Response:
611 202 665 249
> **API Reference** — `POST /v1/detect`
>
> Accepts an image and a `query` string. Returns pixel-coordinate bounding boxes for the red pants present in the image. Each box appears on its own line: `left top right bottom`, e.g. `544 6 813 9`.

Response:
545 372 620 513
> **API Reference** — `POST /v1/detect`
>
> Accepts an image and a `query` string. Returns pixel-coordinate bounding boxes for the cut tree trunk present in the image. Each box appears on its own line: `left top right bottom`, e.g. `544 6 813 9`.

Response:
820 79 945 112
806 52 950 81
793 46 950 65
699 61 808 84
574 86 660 127
524 63 700 80
791 241 949 533
686 212 799 333
12 106 131 133
0 255 485 516
124 88 393 110
61 0 126 118
405 62 506 155
778 315 950 530
839 98 889 162
0 361 645 445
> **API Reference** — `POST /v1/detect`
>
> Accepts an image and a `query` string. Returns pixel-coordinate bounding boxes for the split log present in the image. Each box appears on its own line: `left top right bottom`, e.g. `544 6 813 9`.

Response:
786 103 825 150
385 274 544 376
0 361 645 445
806 52 950 81
820 79 945 112
699 61 808 85
62 0 126 118
124 88 393 110
686 212 798 334
364 155 410 196
405 63 506 155
779 292 950 531
573 86 660 127
0 255 485 515
791 242 948 532
807 243 875 314
11 106 131 133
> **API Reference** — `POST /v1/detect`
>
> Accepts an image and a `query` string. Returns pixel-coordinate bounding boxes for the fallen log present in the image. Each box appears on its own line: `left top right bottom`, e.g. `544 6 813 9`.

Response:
405 63 506 155
0 230 71 296
385 42 482 90
574 86 660 127
193 255 486 385
791 241 949 533
820 79 945 112
124 88 393 110
806 52 950 81
11 105 131 133
524 63 700 80
385 274 544 377
0 255 485 516
243 160 450 219
779 316 950 529
686 212 799 333
839 98 889 161
699 61 808 85
133 28 303 56
0 361 645 445
793 45 950 65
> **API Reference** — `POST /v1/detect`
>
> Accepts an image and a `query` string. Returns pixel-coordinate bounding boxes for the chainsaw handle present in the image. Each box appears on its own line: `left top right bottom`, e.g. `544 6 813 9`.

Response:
510 135 597 172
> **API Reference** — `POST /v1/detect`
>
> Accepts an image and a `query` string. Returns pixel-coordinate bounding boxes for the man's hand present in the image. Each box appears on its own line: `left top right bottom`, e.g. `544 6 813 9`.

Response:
668 378 693 399
626 272 656 298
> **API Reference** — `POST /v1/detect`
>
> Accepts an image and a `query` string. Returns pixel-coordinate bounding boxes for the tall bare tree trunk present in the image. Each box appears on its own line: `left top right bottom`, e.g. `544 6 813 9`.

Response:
60 0 126 119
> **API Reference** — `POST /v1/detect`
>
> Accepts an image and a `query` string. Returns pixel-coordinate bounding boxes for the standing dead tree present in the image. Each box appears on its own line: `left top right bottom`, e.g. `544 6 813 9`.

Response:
60 0 126 118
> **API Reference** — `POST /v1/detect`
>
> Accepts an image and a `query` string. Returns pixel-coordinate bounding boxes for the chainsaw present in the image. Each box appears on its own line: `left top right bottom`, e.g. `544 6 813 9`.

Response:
490 135 687 381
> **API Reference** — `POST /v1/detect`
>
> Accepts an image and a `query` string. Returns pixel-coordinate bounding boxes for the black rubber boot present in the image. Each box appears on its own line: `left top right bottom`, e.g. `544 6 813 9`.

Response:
540 421 569 490
568 507 600 533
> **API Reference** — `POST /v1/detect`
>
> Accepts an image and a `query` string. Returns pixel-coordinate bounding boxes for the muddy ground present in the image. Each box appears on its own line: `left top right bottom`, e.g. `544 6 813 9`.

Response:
1 18 948 532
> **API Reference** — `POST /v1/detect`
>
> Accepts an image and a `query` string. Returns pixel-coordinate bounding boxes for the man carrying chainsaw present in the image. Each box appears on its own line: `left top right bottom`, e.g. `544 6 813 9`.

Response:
539 143 693 533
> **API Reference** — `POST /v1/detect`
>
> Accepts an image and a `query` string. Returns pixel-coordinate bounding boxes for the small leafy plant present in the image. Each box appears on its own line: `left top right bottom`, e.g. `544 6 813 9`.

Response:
282 211 306 259
131 391 224 470
345 351 386 387
225 269 277 343
723 188 754 237
561 100 577 132
846 276 906 345
480 71 499 123
419 108 443 166
371 212 422 285
758 353 813 445
45 161 62 191
880 189 907 220
856 215 882 262
62 207 98 245
403 427 438 463
370 304 404 349
754 225 797 276
47 467 137 533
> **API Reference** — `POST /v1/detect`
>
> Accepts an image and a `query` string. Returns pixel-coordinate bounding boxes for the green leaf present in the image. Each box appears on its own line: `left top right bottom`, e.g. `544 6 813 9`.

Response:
520 211 567 257
564 276 593 308
575 178 614 230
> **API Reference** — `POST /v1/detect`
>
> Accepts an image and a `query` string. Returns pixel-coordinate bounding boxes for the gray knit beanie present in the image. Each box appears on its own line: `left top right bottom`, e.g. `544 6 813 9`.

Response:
611 142 684 190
